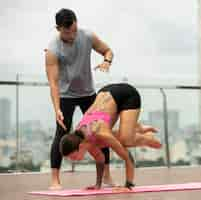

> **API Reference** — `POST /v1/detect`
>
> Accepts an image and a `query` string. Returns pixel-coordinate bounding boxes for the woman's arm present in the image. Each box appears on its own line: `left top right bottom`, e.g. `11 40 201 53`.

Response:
98 133 135 188
87 145 105 189
89 121 135 188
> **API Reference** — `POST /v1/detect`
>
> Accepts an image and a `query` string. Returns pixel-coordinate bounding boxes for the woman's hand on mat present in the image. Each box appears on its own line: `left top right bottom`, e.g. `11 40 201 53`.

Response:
85 184 101 190
112 186 131 192
56 109 67 131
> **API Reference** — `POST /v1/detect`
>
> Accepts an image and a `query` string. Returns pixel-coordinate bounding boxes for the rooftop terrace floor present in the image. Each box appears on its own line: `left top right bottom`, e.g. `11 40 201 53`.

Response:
1 166 201 200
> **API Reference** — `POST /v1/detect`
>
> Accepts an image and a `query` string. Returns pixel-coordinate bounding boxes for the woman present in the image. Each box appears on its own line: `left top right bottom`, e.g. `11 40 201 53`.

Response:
60 83 162 190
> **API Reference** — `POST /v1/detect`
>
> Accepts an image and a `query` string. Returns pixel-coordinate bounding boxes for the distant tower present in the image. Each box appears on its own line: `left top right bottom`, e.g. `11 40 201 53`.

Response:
0 98 11 138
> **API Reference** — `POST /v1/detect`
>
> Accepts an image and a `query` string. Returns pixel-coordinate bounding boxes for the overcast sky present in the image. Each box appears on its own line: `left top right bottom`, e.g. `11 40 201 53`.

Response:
0 1 200 128
0 0 198 84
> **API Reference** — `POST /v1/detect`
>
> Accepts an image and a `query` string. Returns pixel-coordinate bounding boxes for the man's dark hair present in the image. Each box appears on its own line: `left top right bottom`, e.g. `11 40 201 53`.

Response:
59 130 84 156
55 8 77 28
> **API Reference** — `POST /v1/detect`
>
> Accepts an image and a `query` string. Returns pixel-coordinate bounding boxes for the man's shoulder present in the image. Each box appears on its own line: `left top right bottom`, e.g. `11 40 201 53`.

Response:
51 35 60 42
47 35 60 56
78 28 93 39
48 35 60 47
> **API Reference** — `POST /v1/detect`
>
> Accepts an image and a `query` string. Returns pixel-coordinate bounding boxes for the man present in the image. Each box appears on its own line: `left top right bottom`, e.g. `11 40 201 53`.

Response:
45 8 114 190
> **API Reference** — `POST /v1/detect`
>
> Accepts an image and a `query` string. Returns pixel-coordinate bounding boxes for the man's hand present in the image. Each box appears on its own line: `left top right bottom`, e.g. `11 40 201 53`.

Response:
91 32 113 72
56 109 67 131
94 61 110 72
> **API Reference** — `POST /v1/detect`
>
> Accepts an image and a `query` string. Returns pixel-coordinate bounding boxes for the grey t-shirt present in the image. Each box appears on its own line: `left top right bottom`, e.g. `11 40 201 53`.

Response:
48 29 95 98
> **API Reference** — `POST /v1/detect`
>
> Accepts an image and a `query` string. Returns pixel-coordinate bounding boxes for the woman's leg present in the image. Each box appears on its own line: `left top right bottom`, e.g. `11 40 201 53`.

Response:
114 111 162 148
114 130 161 149
117 109 140 147
123 122 161 148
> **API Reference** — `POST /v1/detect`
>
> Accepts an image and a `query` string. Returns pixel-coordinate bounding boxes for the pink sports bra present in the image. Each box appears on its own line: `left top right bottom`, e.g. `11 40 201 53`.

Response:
76 111 111 144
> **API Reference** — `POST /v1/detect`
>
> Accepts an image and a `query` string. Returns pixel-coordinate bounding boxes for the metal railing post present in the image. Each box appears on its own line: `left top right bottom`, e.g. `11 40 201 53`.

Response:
16 74 20 171
160 88 171 168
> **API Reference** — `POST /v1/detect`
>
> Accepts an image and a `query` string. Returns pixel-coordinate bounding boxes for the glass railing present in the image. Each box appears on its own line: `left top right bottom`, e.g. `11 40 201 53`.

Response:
0 74 201 173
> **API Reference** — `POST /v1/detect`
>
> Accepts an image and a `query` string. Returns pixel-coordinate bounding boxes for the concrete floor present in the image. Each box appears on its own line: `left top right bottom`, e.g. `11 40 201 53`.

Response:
1 167 201 200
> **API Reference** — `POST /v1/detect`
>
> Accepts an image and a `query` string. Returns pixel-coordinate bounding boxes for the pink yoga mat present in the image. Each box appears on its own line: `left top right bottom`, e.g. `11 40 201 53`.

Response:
28 182 201 197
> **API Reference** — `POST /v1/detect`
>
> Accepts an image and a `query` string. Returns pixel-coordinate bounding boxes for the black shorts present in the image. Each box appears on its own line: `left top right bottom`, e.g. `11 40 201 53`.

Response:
98 83 141 113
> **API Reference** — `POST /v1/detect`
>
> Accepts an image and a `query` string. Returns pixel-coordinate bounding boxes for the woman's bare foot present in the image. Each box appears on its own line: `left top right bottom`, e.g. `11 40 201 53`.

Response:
103 176 116 187
135 124 159 134
49 183 62 190
134 132 162 149
141 125 158 134
143 132 162 149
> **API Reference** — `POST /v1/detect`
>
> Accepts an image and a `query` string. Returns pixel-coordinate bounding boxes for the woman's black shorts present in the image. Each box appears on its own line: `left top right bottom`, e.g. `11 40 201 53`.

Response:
98 83 141 113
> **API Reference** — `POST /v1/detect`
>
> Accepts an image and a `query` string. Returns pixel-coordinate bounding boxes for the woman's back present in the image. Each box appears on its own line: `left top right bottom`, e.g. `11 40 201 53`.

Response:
86 91 118 126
